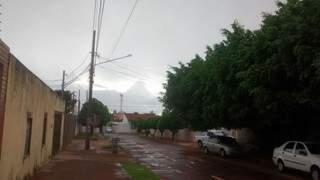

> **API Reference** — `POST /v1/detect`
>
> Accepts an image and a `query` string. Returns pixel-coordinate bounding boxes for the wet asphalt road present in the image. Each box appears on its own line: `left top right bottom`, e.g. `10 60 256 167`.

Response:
117 134 309 180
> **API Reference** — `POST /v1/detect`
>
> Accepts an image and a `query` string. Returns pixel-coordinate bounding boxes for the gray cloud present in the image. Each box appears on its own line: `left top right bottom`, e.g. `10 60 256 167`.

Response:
1 0 278 113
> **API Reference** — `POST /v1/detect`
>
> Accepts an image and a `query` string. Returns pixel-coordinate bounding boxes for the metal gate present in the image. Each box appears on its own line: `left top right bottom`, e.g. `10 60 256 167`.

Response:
52 112 62 156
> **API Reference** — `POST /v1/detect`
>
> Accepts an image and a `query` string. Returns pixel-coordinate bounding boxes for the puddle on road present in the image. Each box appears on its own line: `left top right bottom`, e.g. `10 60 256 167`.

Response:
118 136 190 179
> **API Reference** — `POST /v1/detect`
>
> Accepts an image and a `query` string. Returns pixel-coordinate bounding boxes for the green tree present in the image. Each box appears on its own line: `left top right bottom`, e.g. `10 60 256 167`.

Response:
160 111 183 141
240 0 320 147
79 98 111 132
55 90 77 114
162 0 320 149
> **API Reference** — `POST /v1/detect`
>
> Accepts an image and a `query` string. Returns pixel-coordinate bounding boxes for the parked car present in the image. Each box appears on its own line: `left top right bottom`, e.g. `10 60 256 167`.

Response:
272 141 320 180
202 135 242 157
195 130 225 149
105 127 112 133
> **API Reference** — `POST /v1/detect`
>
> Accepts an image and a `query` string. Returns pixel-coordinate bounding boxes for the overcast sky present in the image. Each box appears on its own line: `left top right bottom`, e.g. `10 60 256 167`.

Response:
1 0 277 105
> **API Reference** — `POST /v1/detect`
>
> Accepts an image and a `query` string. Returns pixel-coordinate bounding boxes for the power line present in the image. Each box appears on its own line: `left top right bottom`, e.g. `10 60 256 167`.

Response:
67 52 90 78
109 61 152 80
64 65 90 88
97 65 138 81
109 0 139 58
44 79 62 82
97 65 151 82
92 0 98 32
96 0 106 54
48 84 61 87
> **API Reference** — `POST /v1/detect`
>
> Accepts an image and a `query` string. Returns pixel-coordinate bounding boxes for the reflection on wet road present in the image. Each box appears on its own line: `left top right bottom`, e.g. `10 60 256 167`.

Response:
118 134 308 180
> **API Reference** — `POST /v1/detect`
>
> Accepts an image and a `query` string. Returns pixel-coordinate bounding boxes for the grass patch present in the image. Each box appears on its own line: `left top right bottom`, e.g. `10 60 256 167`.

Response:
122 162 159 180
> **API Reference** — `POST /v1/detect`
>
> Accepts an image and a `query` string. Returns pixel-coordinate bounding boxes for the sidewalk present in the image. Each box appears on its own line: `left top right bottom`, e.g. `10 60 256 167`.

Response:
30 138 131 180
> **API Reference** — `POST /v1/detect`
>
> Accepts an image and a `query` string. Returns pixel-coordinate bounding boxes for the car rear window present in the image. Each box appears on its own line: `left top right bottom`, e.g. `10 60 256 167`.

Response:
305 143 320 154
218 136 237 145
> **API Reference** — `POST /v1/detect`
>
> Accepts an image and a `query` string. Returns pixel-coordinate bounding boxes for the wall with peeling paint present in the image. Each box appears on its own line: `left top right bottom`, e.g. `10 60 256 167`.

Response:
0 40 65 180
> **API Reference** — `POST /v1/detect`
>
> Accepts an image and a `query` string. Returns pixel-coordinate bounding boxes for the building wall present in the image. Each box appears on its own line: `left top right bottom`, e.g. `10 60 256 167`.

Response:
151 128 196 142
0 50 65 179
112 114 135 134
0 40 10 157
227 128 256 145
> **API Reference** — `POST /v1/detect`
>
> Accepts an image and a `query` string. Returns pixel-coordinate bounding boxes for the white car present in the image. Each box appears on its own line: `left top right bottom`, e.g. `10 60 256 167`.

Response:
203 135 242 157
105 127 112 133
272 141 320 180
195 130 225 149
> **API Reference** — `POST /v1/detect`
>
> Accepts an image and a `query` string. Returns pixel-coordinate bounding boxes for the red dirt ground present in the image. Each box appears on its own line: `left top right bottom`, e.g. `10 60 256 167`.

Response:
30 139 132 180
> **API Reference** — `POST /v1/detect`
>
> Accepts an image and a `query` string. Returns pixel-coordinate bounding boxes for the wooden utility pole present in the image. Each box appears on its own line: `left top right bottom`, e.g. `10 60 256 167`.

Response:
61 70 66 96
120 94 123 112
85 30 96 150
77 89 81 136
78 90 81 114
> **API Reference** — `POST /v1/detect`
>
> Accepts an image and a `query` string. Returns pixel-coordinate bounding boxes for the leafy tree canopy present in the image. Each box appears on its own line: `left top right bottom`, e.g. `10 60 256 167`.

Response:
161 0 320 148
79 98 111 127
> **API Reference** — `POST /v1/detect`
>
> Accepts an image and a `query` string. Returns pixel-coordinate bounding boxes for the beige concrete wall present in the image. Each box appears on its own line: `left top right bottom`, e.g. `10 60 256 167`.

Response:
0 56 65 180
151 128 196 142
228 128 256 145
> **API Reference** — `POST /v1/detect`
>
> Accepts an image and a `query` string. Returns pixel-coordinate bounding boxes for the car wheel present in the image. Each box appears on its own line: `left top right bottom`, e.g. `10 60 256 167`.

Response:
277 160 285 172
204 147 209 154
220 149 226 158
311 166 320 180
198 141 203 149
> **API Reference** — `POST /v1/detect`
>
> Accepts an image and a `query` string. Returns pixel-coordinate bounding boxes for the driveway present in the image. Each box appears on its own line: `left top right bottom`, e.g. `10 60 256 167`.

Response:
118 134 309 180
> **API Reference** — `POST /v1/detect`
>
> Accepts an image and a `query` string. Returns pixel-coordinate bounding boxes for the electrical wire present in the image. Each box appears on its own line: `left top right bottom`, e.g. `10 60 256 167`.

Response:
109 0 139 58
109 62 152 80
97 65 139 81
44 79 62 82
64 65 90 88
67 52 90 78
97 65 151 82
92 0 98 32
95 0 106 55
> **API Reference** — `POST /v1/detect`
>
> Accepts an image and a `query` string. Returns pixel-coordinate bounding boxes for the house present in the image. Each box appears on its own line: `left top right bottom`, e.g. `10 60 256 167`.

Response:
112 112 156 133
0 40 66 180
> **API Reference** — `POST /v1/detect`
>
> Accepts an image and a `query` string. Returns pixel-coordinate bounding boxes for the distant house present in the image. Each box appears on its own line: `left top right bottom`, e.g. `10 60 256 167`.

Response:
112 112 156 133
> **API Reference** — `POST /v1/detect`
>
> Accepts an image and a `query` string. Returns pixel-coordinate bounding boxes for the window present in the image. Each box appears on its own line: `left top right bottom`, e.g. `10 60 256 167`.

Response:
207 132 215 137
24 113 32 159
305 143 320 154
218 136 238 146
42 113 48 146
283 142 295 153
209 137 219 143
295 143 307 156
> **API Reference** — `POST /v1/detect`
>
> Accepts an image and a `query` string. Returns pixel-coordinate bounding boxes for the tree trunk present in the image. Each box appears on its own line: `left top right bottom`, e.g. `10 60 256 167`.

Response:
172 132 176 141
160 130 164 139
153 129 157 138
90 125 94 135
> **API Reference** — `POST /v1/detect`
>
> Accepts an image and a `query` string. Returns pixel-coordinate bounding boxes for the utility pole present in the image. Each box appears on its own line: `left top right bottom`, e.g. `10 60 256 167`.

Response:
61 70 66 96
71 92 75 115
120 94 123 112
78 89 81 114
85 30 96 150
77 89 81 136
